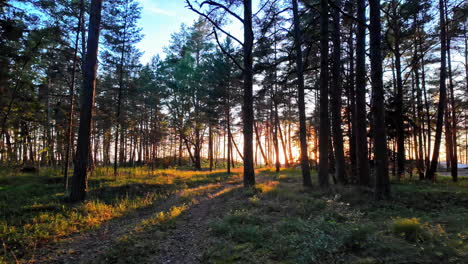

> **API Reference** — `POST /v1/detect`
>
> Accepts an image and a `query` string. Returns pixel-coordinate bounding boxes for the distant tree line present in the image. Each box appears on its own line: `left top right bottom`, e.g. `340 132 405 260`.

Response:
0 0 467 201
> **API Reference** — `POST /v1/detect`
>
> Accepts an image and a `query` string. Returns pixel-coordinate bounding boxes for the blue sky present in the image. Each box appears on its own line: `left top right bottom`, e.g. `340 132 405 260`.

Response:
136 0 260 65
136 0 199 64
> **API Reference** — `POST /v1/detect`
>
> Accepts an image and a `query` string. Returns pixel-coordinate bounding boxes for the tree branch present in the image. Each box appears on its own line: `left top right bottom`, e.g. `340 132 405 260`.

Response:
200 1 244 23
186 0 244 46
212 28 244 71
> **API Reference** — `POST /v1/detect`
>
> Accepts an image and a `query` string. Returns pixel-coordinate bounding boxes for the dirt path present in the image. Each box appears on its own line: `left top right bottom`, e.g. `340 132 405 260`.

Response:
150 183 242 264
32 178 242 264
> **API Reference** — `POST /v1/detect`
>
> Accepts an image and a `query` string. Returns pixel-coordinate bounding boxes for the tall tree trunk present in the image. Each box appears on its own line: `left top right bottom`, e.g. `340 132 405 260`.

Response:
347 22 357 183
113 3 129 178
69 0 103 202
64 0 85 190
445 0 458 182
242 0 255 186
355 0 370 186
420 36 431 169
369 0 390 199
292 0 312 186
273 26 281 172
426 0 447 182
390 1 405 180
413 33 425 180
318 0 330 188
330 0 347 184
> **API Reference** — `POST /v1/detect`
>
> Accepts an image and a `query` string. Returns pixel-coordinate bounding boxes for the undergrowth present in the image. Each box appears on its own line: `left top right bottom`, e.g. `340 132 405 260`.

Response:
0 166 237 263
205 168 468 264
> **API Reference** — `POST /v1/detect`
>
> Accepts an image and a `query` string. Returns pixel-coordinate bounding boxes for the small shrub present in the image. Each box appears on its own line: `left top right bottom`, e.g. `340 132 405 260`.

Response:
392 217 430 242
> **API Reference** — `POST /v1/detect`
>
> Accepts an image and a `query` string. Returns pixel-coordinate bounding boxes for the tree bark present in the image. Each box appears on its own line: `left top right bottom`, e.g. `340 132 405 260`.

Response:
355 0 370 186
426 0 448 182
114 1 129 178
330 0 347 184
64 0 85 190
242 0 255 186
318 0 330 188
445 0 458 182
254 121 268 166
292 0 312 186
69 0 103 202
369 0 390 199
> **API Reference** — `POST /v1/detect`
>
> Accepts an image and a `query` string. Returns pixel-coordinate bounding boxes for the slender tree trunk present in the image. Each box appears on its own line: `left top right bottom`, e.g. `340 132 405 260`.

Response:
355 0 370 186
292 0 312 186
113 3 129 178
254 122 268 166
209 124 213 171
69 0 103 202
330 0 347 184
64 0 85 190
273 27 281 172
347 23 357 183
394 47 405 180
318 0 330 188
420 39 431 169
226 101 232 174
445 0 458 182
413 35 425 180
243 0 255 186
278 120 289 167
426 0 448 182
369 0 390 199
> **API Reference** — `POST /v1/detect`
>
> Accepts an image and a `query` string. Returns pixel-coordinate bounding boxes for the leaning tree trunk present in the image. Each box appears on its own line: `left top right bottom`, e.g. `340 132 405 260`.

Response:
242 0 255 186
292 0 312 186
426 0 448 182
369 0 390 199
69 0 103 202
318 0 330 188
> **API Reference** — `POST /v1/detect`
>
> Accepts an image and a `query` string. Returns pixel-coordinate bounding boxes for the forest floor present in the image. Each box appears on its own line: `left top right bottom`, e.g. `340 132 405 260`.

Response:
0 167 467 264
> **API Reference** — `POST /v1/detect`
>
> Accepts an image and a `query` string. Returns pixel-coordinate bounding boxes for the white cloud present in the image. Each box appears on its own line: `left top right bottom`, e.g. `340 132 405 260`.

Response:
139 0 175 17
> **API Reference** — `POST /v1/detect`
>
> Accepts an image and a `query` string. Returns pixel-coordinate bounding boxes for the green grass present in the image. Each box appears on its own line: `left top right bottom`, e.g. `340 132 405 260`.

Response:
1 166 466 264
0 166 238 263
205 168 468 264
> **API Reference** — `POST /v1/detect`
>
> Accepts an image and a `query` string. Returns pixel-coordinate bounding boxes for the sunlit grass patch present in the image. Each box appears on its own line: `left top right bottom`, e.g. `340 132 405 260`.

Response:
138 204 189 231
0 166 237 263
254 181 279 193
